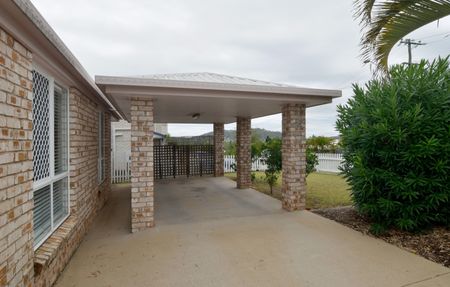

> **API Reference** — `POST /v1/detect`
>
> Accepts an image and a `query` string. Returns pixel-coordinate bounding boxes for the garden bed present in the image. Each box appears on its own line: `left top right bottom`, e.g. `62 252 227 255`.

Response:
313 206 450 268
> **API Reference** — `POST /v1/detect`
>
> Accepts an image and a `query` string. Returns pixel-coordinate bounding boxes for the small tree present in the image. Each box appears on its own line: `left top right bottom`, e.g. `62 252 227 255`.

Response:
261 137 282 194
261 138 318 194
251 134 264 161
306 136 337 152
224 141 236 156
336 58 450 233
306 148 319 175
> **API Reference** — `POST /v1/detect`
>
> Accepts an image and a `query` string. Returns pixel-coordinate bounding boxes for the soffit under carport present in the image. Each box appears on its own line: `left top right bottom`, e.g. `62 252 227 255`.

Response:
95 72 341 124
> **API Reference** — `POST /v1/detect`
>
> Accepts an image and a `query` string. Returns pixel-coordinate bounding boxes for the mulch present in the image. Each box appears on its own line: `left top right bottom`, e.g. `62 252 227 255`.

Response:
312 206 450 268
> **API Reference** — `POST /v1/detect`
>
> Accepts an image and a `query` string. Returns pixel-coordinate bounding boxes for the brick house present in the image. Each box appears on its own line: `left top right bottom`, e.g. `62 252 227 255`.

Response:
0 1 123 286
0 1 340 286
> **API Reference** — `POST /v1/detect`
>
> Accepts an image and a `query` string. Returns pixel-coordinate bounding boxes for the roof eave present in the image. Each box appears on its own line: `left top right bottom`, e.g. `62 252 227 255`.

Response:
95 75 342 99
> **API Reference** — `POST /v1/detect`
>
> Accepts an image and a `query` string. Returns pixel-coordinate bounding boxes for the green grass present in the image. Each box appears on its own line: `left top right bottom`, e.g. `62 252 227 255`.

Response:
225 171 352 209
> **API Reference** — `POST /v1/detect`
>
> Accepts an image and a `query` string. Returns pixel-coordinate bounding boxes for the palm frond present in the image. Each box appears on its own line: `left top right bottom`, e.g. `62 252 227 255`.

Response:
355 0 450 73
354 0 377 23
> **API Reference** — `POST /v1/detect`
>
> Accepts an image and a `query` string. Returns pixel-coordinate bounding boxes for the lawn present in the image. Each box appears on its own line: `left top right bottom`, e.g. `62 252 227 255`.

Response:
225 171 352 209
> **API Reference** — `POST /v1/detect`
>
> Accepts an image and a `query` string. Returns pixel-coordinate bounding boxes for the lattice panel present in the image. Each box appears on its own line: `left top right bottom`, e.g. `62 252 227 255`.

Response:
189 145 214 176
32 70 51 181
154 145 215 179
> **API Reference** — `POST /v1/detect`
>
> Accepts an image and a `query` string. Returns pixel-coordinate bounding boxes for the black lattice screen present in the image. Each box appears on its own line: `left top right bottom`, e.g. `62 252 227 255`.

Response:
154 145 215 179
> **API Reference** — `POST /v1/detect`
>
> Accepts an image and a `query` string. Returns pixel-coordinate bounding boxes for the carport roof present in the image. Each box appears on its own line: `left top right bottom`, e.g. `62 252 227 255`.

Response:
134 72 293 87
95 72 341 124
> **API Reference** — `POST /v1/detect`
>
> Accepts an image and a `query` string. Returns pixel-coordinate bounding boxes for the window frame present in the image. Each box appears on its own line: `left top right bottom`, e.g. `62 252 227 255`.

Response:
32 67 70 250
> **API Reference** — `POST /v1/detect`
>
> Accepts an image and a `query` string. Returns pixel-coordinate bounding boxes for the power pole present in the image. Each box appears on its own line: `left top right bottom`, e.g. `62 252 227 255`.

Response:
399 39 426 65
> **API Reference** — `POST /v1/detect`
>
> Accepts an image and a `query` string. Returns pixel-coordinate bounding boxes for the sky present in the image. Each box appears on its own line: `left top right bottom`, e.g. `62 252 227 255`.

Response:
31 0 450 137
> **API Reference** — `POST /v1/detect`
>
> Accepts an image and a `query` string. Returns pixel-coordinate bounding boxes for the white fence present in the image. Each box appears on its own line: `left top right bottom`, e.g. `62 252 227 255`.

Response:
224 153 343 173
224 155 268 172
316 153 343 173
112 153 343 183
112 160 131 183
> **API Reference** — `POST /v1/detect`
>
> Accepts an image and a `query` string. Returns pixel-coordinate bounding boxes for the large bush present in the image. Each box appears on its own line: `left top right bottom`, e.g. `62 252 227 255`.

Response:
336 58 450 233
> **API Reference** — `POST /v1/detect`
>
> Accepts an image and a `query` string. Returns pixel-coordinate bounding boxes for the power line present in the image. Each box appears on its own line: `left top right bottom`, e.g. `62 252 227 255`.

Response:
426 33 450 45
417 31 450 40
399 39 426 65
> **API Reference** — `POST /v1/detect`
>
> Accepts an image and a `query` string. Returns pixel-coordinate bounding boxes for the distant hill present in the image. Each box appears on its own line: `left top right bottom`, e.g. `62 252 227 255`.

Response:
202 128 281 142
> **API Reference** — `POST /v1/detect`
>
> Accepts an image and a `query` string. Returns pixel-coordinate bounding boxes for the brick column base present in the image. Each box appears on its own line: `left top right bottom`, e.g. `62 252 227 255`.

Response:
131 97 155 232
281 104 306 211
213 123 224 176
236 117 251 189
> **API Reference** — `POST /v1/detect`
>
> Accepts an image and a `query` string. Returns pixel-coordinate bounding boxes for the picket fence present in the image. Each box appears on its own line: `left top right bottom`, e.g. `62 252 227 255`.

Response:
223 155 268 173
112 159 131 184
112 153 343 183
315 153 343 173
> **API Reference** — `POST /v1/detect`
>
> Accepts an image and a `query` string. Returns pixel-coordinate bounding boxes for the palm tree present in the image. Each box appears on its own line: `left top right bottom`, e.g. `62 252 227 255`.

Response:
355 0 450 72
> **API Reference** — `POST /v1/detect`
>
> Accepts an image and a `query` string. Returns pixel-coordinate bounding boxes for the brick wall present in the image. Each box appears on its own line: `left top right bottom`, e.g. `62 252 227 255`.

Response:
213 123 224 177
281 104 306 211
0 21 113 287
33 88 111 286
68 87 111 217
236 117 251 189
0 27 35 287
130 97 154 233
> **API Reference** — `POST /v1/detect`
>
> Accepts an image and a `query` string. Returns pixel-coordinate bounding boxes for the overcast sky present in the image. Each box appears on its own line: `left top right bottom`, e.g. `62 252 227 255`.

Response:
31 0 450 137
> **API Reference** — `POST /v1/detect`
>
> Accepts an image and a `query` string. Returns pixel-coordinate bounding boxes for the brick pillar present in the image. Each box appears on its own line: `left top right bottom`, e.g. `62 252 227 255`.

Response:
131 97 154 232
281 104 306 211
0 28 34 287
236 117 251 189
213 123 224 177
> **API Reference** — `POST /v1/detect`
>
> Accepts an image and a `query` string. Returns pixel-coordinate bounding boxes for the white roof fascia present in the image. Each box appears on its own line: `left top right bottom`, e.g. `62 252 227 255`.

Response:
95 75 342 98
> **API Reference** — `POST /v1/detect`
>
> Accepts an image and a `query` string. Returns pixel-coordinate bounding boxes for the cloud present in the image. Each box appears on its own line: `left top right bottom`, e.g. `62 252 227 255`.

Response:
31 0 450 137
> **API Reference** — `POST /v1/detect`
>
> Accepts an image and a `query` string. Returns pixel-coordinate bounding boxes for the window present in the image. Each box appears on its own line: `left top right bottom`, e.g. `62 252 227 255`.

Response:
98 111 105 183
32 70 69 248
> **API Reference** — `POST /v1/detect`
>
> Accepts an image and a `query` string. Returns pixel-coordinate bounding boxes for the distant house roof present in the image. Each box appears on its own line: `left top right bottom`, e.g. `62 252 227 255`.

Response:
135 72 293 88
112 120 166 139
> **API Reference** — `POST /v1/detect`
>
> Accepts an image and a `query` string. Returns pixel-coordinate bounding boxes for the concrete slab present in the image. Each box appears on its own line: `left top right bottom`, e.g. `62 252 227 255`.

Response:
55 177 449 287
155 176 283 225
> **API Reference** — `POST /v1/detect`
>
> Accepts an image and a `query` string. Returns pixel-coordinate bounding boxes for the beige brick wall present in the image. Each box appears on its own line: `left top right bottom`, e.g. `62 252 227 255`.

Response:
68 87 111 218
0 27 112 287
213 123 224 177
34 88 112 286
0 27 34 287
281 104 306 211
236 117 251 189
130 97 154 233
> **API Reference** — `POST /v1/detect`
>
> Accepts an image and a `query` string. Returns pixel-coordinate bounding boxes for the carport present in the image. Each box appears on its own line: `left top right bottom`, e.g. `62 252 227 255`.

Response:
96 72 341 233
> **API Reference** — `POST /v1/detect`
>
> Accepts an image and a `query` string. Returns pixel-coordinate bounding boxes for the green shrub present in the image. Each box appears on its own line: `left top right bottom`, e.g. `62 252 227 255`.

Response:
251 172 256 183
336 58 450 232
306 148 319 176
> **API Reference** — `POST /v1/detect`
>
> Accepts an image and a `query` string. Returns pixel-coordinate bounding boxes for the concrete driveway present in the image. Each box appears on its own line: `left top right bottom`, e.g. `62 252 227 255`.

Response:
55 177 450 287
